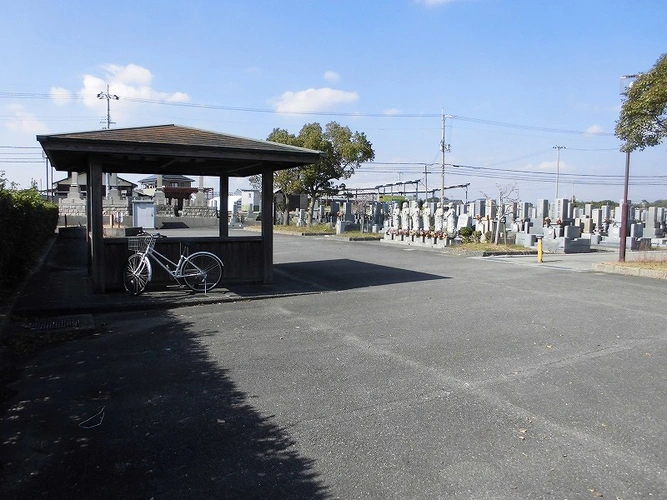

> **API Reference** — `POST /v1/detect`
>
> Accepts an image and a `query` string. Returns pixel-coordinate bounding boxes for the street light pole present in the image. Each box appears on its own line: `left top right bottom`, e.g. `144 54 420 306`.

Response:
97 84 120 198
97 84 119 129
553 145 565 200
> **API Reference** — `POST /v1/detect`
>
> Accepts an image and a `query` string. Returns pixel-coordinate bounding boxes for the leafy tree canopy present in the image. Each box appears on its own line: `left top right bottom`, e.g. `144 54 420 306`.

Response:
261 121 375 224
615 53 667 152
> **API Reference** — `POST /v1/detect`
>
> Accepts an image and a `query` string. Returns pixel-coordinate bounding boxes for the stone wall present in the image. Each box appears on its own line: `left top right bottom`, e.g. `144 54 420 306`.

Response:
181 206 218 218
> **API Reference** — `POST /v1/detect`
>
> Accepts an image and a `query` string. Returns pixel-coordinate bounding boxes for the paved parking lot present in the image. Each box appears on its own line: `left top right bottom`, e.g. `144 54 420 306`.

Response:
2 234 667 499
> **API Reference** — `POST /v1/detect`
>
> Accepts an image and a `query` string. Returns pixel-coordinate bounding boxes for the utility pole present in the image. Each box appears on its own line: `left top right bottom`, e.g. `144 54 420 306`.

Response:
42 151 49 201
553 145 565 200
618 74 639 263
97 84 119 129
97 84 119 197
440 109 451 205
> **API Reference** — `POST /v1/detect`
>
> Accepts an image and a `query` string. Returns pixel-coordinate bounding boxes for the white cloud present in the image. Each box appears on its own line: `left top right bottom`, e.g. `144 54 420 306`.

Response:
531 160 569 173
324 71 340 83
166 92 190 103
585 124 604 136
271 87 359 113
384 108 401 115
4 104 48 134
523 160 555 173
76 63 191 121
49 87 72 105
102 63 153 86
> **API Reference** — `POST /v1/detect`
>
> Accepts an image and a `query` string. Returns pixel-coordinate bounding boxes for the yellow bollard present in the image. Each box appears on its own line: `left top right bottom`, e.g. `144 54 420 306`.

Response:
537 237 543 263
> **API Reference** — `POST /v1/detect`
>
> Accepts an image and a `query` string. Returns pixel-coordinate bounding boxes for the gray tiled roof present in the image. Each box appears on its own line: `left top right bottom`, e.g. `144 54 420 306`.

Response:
47 124 317 154
37 124 323 177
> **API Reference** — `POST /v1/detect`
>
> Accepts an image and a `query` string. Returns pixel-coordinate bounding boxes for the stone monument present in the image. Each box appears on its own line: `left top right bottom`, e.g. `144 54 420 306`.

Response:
445 204 457 236
422 202 431 230
434 202 444 232
401 202 410 230
410 200 421 230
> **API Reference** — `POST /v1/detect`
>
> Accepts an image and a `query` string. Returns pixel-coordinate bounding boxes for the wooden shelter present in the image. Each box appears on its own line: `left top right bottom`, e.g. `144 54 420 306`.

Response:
37 124 322 292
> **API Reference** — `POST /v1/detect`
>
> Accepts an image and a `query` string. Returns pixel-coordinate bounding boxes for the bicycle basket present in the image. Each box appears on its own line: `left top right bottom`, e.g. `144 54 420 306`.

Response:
128 234 156 252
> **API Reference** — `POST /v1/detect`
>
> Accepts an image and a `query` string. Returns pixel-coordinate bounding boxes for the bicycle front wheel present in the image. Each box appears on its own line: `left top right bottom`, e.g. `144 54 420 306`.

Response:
123 253 151 295
182 252 223 292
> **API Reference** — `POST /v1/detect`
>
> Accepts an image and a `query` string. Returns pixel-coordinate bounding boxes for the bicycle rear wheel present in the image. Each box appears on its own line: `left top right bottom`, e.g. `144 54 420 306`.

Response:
182 252 223 292
123 253 151 295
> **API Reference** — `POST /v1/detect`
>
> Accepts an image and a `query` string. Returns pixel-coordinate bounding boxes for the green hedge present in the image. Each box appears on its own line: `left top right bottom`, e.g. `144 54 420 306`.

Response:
0 186 59 295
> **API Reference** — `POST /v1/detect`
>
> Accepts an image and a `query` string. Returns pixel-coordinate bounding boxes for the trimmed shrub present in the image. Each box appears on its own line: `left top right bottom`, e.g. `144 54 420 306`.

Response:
458 226 473 243
0 184 58 295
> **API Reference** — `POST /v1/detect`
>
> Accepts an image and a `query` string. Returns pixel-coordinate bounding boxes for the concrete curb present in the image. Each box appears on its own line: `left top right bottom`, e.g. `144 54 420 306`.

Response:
592 262 667 279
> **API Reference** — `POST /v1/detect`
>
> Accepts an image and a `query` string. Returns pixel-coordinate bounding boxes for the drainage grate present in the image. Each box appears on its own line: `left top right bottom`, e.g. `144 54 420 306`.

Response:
30 314 94 333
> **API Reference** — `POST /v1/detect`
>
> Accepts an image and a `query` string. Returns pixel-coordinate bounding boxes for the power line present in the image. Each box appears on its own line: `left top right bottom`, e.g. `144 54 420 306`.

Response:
0 91 616 136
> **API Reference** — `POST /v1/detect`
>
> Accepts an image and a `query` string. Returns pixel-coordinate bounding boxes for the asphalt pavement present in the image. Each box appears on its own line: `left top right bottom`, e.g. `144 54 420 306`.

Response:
2 232 667 499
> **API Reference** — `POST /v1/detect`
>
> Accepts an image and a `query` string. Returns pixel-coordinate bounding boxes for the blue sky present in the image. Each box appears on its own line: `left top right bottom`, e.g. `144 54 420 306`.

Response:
1 0 666 203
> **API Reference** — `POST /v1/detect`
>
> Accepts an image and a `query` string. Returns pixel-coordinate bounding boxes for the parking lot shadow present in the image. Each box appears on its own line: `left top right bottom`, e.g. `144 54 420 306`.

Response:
0 312 330 499
273 259 449 292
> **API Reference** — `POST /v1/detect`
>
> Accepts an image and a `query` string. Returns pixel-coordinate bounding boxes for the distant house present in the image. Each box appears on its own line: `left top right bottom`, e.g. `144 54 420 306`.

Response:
137 174 196 196
240 189 261 212
137 174 213 214
53 172 137 200
208 194 242 213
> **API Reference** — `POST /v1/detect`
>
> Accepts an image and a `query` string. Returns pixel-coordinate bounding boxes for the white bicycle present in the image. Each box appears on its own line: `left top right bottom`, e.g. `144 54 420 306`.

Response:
123 232 224 296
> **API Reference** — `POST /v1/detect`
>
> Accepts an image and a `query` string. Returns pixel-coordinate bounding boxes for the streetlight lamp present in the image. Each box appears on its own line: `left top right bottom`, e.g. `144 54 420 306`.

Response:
97 84 119 129
618 74 639 262
98 84 120 198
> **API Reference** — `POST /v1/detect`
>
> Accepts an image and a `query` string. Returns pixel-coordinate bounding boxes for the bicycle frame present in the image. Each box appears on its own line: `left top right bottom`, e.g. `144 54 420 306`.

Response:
124 233 223 296
138 242 198 282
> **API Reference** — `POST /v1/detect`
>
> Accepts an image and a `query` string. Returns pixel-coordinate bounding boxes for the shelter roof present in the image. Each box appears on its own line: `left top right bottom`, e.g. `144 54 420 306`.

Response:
37 124 322 177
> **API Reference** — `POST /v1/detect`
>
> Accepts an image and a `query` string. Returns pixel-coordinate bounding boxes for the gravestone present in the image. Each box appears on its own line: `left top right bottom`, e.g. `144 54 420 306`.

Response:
581 217 593 234
584 203 593 217
457 213 471 230
600 205 612 224
536 199 549 221
296 209 306 227
341 202 355 222
330 201 340 221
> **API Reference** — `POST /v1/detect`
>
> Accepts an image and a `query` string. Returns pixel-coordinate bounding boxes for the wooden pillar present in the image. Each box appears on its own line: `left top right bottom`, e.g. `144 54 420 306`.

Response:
219 175 229 238
261 165 274 283
88 157 105 292
85 171 92 274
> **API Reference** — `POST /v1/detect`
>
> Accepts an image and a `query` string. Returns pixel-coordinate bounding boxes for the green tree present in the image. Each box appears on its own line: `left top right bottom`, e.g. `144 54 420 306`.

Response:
255 121 375 225
615 53 667 152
